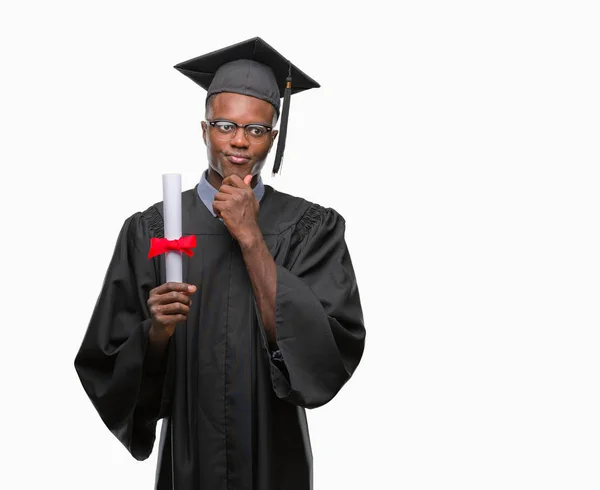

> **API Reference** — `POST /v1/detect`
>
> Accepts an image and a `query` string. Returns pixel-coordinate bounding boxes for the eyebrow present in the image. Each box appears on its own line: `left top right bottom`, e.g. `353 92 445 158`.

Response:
212 118 272 127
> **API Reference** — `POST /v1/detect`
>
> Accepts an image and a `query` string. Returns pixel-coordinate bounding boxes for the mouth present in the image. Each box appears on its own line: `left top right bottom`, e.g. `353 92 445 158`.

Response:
225 153 251 165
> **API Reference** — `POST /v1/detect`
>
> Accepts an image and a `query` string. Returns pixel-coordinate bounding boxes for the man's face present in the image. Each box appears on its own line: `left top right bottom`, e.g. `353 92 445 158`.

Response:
202 92 278 183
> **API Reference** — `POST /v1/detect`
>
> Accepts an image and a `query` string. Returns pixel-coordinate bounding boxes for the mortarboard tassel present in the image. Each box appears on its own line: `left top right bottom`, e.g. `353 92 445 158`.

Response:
272 64 292 175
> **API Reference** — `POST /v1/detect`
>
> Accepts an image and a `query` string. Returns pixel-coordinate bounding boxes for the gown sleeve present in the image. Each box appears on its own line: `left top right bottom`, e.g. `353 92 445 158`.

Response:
74 210 173 460
259 204 366 409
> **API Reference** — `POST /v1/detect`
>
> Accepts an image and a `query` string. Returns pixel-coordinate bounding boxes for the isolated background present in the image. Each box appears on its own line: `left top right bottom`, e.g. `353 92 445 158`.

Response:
1 1 599 489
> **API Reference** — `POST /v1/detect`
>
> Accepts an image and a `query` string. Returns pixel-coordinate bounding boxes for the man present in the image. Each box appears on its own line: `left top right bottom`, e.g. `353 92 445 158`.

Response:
75 37 365 490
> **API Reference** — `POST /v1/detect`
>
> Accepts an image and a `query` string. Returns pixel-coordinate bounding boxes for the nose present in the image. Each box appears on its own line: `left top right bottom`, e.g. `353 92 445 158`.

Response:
230 127 250 148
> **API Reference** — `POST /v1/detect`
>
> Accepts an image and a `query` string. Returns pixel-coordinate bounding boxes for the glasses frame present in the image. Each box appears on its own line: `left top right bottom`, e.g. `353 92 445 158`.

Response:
205 119 274 144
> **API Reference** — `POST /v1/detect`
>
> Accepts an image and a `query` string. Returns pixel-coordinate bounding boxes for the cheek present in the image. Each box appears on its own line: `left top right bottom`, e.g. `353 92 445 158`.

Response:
206 137 223 156
256 141 272 158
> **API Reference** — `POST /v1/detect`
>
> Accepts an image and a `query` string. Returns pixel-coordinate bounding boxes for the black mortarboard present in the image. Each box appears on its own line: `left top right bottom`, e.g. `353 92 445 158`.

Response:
174 37 320 174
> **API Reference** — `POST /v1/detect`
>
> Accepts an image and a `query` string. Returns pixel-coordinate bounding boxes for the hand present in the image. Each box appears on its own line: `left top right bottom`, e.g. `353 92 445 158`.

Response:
147 282 196 340
213 174 261 245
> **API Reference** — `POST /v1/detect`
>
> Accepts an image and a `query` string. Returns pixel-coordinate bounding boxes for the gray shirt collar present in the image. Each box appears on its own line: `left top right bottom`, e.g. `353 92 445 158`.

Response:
197 169 265 217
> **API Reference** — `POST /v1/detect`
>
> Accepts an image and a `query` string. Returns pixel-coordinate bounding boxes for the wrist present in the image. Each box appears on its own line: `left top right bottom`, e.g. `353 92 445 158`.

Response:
149 323 172 346
146 323 172 374
238 228 263 251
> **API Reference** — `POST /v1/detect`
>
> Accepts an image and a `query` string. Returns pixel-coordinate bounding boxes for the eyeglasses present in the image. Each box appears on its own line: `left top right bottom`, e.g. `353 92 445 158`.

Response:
206 120 273 144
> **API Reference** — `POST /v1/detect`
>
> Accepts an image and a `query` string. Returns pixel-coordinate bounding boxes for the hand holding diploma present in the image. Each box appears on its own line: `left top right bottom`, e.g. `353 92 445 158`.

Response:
148 282 196 343
147 174 197 352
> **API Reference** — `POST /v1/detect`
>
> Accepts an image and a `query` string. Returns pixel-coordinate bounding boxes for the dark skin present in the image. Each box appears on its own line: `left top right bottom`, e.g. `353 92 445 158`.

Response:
147 282 196 359
202 92 278 190
148 92 280 357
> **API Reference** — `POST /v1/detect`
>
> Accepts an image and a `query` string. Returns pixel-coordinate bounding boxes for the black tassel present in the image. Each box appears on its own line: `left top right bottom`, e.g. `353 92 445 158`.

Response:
272 64 292 175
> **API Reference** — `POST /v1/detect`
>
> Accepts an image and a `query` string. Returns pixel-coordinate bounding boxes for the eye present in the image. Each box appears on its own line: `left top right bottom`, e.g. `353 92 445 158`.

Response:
247 125 268 137
215 122 235 133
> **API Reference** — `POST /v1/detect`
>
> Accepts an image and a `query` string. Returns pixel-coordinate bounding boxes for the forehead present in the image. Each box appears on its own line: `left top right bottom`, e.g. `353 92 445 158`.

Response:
209 92 276 124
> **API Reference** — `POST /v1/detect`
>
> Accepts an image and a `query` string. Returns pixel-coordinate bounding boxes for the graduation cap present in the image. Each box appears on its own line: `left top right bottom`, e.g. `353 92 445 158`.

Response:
174 37 320 174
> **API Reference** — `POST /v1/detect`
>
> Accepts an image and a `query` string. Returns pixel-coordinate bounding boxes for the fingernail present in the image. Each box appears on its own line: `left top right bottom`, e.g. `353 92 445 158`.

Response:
188 285 196 292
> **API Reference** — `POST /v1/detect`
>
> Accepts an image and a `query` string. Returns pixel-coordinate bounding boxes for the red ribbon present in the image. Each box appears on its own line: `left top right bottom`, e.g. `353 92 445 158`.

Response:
148 235 197 259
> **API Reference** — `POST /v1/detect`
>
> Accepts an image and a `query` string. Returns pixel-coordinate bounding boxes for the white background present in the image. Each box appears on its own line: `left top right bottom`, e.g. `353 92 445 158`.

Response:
1 1 599 489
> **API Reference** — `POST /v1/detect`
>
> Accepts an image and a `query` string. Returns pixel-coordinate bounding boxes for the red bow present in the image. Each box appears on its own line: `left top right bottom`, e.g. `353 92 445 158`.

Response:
148 235 197 259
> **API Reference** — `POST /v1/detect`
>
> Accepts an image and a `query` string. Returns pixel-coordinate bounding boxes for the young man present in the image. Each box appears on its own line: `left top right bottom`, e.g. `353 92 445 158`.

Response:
75 37 366 490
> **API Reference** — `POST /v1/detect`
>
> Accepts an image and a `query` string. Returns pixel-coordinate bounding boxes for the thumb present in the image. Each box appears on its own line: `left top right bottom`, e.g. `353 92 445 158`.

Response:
244 174 253 186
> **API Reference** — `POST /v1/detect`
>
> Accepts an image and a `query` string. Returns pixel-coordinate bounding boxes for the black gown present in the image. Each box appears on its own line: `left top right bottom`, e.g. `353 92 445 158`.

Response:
74 184 366 490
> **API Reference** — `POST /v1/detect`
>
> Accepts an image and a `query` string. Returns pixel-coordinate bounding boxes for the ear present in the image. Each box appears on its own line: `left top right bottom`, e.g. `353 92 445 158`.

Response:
201 121 208 146
268 129 279 153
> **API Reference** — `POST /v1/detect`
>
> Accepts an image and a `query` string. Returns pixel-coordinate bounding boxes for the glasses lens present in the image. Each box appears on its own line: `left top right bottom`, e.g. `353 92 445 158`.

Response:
245 125 269 143
212 121 236 141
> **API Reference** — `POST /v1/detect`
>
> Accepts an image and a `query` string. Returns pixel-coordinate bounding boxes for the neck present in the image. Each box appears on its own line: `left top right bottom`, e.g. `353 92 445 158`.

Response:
206 167 223 189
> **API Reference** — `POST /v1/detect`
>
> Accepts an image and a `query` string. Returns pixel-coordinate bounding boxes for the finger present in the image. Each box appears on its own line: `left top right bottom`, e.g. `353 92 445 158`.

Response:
213 200 233 211
218 184 237 195
213 207 226 221
214 192 231 201
149 294 192 313
161 291 192 305
151 304 186 320
223 174 245 188
158 302 191 315
243 174 252 186
150 282 196 296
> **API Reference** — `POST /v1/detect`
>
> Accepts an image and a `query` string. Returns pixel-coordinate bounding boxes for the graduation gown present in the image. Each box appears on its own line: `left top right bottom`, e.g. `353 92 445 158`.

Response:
74 184 365 490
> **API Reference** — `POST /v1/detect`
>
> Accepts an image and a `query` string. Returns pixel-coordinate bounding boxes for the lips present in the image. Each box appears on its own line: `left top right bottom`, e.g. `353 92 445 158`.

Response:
226 154 251 165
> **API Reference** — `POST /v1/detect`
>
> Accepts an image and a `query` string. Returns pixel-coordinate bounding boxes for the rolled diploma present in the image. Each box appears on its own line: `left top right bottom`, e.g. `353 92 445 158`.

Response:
162 173 182 283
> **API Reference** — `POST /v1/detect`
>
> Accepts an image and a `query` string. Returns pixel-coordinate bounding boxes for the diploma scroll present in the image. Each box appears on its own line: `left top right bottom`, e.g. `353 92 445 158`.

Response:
162 173 183 283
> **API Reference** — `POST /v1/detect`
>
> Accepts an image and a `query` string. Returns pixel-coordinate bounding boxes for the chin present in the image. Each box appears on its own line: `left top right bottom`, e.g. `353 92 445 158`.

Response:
223 167 245 179
221 161 252 178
